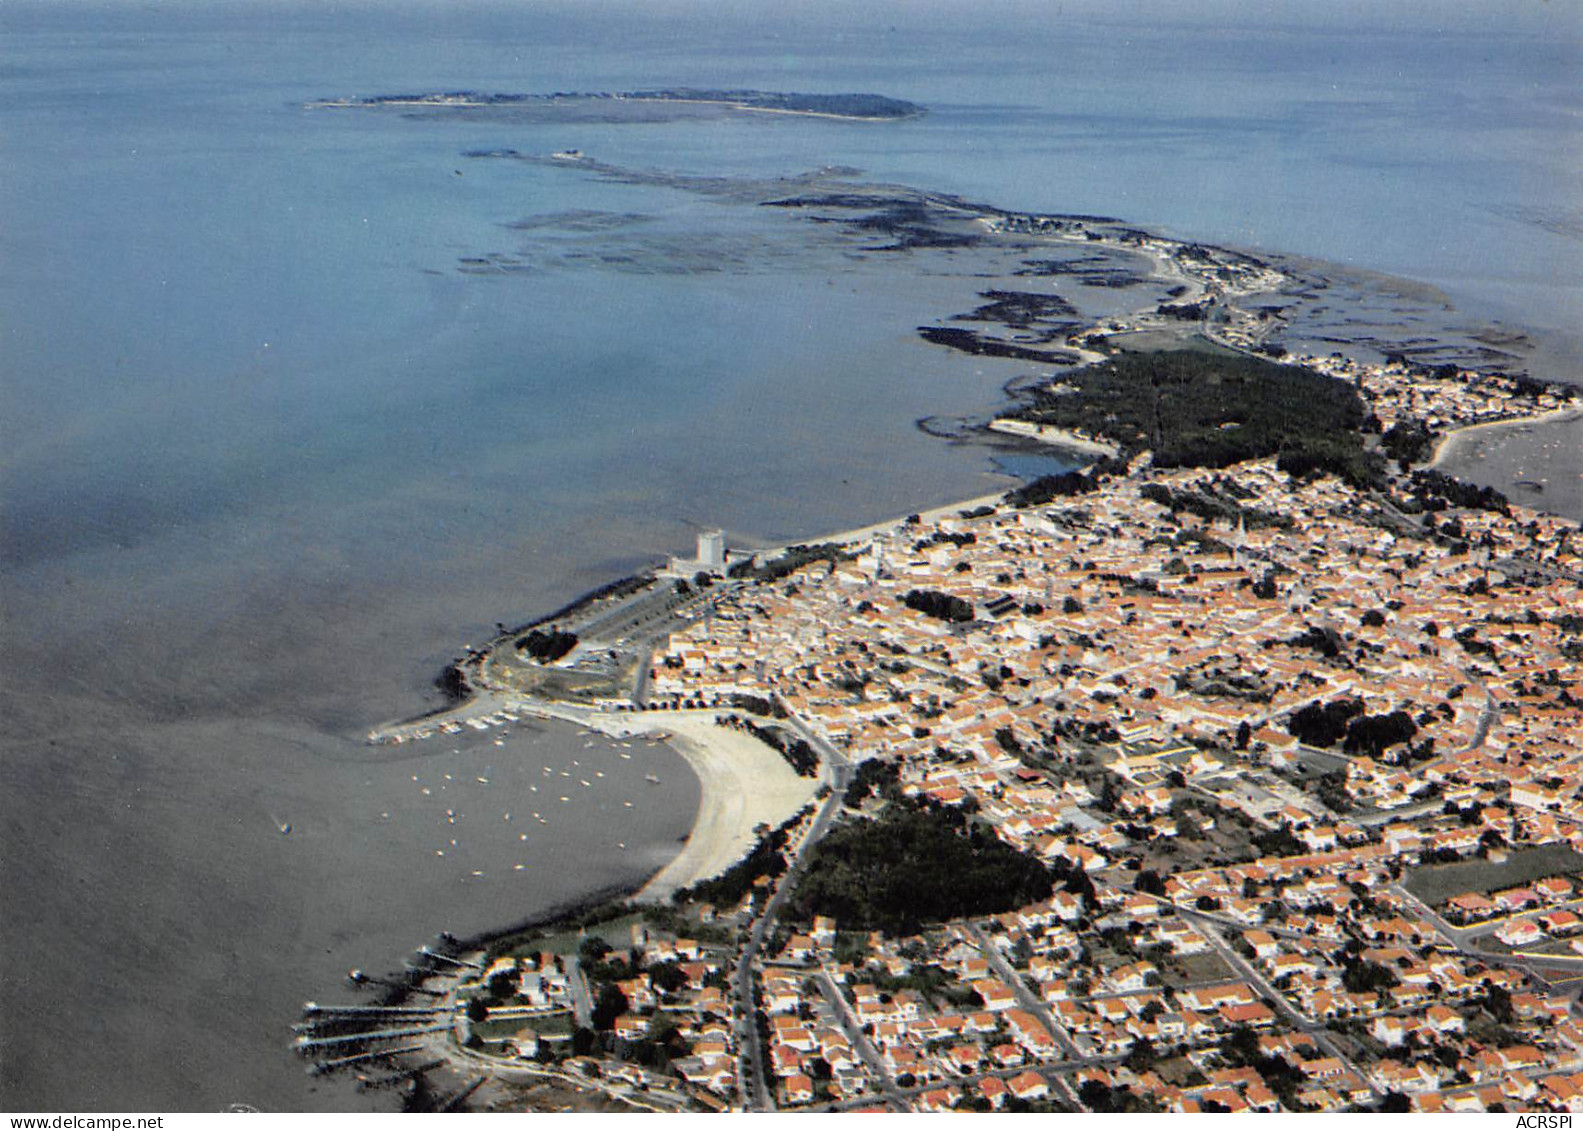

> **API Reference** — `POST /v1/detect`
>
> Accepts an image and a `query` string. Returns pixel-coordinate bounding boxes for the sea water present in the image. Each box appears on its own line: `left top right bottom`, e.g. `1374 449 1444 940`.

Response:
2 0 1578 1110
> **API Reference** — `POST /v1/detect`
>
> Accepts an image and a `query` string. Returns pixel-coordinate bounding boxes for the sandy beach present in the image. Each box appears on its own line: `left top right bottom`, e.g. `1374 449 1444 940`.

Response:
1430 406 1583 523
1430 406 1583 469
490 701 821 902
988 417 1121 457
622 714 820 902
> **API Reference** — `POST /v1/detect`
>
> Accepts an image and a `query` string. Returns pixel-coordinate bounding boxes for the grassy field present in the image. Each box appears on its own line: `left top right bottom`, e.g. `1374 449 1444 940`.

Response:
473 1013 574 1042
1405 844 1583 906
1162 950 1236 989
518 912 646 958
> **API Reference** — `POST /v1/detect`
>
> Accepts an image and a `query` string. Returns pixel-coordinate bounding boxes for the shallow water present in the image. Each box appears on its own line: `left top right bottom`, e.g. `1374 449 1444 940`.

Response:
1437 416 1583 523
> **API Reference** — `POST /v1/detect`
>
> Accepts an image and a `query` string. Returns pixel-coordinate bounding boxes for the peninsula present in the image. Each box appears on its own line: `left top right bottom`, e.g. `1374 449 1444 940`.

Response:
300 173 1583 1115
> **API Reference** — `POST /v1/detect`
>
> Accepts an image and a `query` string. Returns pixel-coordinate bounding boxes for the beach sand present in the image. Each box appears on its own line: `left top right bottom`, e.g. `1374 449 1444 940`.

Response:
629 715 820 902
509 708 819 903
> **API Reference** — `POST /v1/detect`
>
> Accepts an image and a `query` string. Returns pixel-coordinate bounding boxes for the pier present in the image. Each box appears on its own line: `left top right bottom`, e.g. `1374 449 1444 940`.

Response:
293 1024 451 1053
415 946 484 971
308 1044 427 1076
348 968 444 997
439 1076 489 1112
303 1003 446 1018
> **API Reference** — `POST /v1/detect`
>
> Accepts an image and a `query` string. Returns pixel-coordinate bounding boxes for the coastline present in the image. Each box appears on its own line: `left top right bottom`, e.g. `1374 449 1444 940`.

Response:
631 715 820 902
986 418 1121 458
436 702 820 903
1429 406 1583 470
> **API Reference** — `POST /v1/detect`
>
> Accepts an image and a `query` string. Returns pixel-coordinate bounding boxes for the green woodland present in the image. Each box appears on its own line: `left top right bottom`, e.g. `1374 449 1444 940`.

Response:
1011 349 1380 486
788 801 1054 935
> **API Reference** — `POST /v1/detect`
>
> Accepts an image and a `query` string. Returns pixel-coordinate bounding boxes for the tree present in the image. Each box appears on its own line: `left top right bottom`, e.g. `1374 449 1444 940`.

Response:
571 1026 597 1056
1135 870 1167 897
1288 698 1363 747
579 935 613 964
649 961 688 994
902 589 974 624
1481 983 1513 1024
1342 710 1418 758
789 801 1053 935
1078 1079 1115 1112
1125 1036 1156 1072
592 983 629 1031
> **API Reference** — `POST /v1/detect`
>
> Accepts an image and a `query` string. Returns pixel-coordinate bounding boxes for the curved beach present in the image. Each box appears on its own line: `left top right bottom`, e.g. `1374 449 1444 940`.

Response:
632 714 820 902
1430 406 1583 470
494 704 821 902
1432 407 1583 522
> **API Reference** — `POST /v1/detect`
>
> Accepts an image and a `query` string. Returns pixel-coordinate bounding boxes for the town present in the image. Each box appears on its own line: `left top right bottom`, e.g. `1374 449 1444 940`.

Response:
310 338 1583 1114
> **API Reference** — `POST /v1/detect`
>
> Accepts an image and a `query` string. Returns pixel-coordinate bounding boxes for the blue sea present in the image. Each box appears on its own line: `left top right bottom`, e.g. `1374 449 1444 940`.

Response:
2 0 1578 1110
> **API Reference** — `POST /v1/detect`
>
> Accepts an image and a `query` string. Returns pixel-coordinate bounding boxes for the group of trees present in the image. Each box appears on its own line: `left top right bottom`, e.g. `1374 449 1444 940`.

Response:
842 758 901 808
728 716 818 778
1287 697 1365 747
1380 417 1436 468
516 627 578 663
788 800 1054 935
1286 624 1346 660
1004 467 1103 508
1287 696 1420 759
902 588 974 624
1139 481 1290 530
1007 349 1381 487
735 542 852 582
1341 710 1418 758
1410 469 1510 515
675 818 793 908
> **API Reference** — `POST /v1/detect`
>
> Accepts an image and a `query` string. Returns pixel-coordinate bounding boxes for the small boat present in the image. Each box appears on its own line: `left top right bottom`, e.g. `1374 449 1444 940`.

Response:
645 773 661 784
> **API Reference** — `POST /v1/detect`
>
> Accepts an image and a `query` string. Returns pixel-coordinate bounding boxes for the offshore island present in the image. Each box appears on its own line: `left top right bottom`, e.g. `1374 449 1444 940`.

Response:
306 88 925 123
296 158 1583 1113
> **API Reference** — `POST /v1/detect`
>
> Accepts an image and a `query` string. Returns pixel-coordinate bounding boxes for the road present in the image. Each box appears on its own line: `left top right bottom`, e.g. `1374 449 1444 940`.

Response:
1387 882 1583 987
730 714 854 1110
964 921 1082 1107
1181 908 1380 1104
811 963 903 1108
965 922 1080 1061
566 956 593 1028
812 1051 1129 1112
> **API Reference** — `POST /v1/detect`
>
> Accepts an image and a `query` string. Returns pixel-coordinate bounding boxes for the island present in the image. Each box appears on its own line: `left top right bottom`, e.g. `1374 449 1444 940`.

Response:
306 88 925 122
295 171 1583 1114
